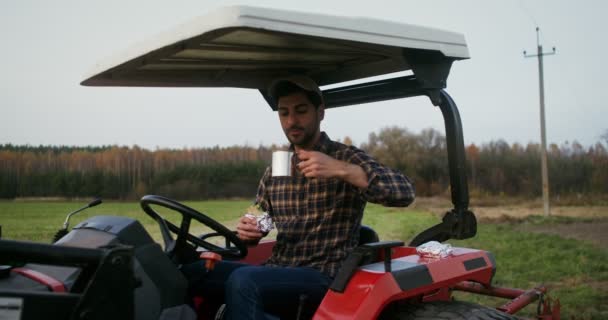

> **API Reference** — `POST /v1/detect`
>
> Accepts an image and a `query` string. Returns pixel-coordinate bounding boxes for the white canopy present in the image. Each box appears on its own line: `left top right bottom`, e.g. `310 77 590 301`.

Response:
81 5 469 89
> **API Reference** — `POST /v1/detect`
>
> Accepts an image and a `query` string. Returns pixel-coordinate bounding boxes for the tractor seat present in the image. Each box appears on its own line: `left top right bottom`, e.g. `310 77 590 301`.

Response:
358 225 380 265
359 225 379 245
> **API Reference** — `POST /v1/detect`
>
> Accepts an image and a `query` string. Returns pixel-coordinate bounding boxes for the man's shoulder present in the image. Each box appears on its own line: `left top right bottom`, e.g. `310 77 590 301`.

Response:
320 132 371 160
328 139 369 160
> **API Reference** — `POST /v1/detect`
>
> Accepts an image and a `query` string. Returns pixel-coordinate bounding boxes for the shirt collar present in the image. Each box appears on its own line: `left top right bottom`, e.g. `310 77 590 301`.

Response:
289 132 333 154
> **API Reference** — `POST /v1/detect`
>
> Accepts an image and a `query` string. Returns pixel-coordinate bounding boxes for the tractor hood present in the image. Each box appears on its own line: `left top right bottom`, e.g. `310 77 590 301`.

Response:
81 5 469 90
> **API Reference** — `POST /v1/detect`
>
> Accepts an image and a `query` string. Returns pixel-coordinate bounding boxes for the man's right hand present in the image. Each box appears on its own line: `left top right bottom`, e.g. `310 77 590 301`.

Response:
236 215 264 243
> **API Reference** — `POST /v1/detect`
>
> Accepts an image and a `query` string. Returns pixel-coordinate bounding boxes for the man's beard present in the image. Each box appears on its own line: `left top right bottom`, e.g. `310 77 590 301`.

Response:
285 123 319 148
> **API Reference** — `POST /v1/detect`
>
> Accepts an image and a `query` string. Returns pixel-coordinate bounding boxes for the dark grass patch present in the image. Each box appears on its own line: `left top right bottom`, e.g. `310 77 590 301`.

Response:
0 200 251 242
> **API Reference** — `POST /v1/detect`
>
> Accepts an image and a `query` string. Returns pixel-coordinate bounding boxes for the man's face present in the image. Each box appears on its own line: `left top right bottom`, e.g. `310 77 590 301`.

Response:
277 91 324 149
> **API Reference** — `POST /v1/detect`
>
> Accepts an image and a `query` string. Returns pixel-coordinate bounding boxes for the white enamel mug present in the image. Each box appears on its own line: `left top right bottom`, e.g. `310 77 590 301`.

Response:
272 151 294 177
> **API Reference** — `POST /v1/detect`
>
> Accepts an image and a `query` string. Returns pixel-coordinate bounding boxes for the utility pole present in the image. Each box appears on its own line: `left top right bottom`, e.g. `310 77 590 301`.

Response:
524 27 556 217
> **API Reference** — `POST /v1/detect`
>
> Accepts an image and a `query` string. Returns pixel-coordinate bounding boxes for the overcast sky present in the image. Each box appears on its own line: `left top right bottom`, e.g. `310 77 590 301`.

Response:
1 0 606 150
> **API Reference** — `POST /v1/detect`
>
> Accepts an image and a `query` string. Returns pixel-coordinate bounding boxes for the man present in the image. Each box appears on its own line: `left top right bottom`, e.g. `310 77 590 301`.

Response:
185 75 415 319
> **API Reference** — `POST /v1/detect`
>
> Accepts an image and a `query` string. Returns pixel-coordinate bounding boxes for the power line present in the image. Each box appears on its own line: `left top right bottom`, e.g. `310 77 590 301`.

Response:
523 27 556 217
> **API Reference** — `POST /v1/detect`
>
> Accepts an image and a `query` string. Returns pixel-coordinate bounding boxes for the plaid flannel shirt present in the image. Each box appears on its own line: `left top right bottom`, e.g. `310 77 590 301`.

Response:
256 132 415 277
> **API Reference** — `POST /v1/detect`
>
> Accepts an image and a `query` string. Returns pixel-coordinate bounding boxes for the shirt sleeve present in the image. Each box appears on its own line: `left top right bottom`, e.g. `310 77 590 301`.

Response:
255 166 273 214
347 148 415 207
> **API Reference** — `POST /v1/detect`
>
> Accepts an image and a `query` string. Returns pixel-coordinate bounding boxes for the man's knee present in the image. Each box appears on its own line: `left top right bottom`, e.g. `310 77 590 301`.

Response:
225 267 259 295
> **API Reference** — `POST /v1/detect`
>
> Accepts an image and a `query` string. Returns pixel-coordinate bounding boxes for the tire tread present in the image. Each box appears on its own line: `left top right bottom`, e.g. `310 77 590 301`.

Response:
379 301 520 320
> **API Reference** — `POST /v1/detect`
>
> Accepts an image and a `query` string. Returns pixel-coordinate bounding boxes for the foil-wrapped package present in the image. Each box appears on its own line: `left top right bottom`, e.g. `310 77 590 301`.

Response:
416 241 453 258
244 212 274 233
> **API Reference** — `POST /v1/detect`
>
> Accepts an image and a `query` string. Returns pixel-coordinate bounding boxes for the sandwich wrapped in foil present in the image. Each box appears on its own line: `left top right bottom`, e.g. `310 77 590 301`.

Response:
244 212 274 233
416 241 453 258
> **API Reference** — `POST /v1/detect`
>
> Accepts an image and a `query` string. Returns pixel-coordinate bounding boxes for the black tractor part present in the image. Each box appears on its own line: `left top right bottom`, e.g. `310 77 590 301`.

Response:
0 215 188 320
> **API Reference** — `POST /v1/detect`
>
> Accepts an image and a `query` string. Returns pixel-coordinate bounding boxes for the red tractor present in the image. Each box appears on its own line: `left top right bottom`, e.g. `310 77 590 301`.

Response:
0 6 560 320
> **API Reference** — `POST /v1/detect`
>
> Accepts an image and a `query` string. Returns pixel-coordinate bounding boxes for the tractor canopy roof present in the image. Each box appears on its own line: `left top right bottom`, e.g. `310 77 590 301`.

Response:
81 5 469 102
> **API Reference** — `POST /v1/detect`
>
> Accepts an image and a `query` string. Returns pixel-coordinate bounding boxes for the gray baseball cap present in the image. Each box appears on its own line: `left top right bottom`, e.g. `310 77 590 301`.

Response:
267 75 323 106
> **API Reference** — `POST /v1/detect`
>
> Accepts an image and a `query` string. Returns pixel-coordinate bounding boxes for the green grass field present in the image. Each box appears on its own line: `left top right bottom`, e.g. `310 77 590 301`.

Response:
1 200 606 319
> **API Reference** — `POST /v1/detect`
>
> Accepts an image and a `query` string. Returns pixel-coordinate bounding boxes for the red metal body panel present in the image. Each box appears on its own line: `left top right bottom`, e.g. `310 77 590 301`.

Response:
387 246 418 258
423 249 494 285
314 272 401 320
421 287 452 302
12 267 67 292
238 240 275 265
313 247 495 319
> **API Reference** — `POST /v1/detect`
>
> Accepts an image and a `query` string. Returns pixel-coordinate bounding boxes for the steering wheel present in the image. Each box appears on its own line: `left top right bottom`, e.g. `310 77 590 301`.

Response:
140 195 247 261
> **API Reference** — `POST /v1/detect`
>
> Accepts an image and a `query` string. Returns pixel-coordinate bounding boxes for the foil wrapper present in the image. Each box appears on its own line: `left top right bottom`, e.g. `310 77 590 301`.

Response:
416 241 453 258
244 212 274 233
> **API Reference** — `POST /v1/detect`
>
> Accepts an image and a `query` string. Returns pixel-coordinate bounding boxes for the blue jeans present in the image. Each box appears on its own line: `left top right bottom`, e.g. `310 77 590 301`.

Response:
181 261 332 320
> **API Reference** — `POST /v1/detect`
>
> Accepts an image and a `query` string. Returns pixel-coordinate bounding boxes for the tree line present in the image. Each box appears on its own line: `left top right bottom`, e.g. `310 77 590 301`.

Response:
1 127 607 200
0 145 273 200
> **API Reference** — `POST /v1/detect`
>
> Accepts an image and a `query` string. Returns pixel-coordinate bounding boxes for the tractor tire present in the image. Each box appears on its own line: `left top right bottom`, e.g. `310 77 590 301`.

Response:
378 301 520 320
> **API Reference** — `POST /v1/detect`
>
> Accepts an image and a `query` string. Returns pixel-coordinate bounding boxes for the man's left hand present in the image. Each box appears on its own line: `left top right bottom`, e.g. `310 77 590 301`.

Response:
296 150 369 188
296 150 343 179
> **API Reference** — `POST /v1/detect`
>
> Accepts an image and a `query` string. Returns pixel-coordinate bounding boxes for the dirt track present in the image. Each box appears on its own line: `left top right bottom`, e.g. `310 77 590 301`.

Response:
519 221 608 249
411 197 608 250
